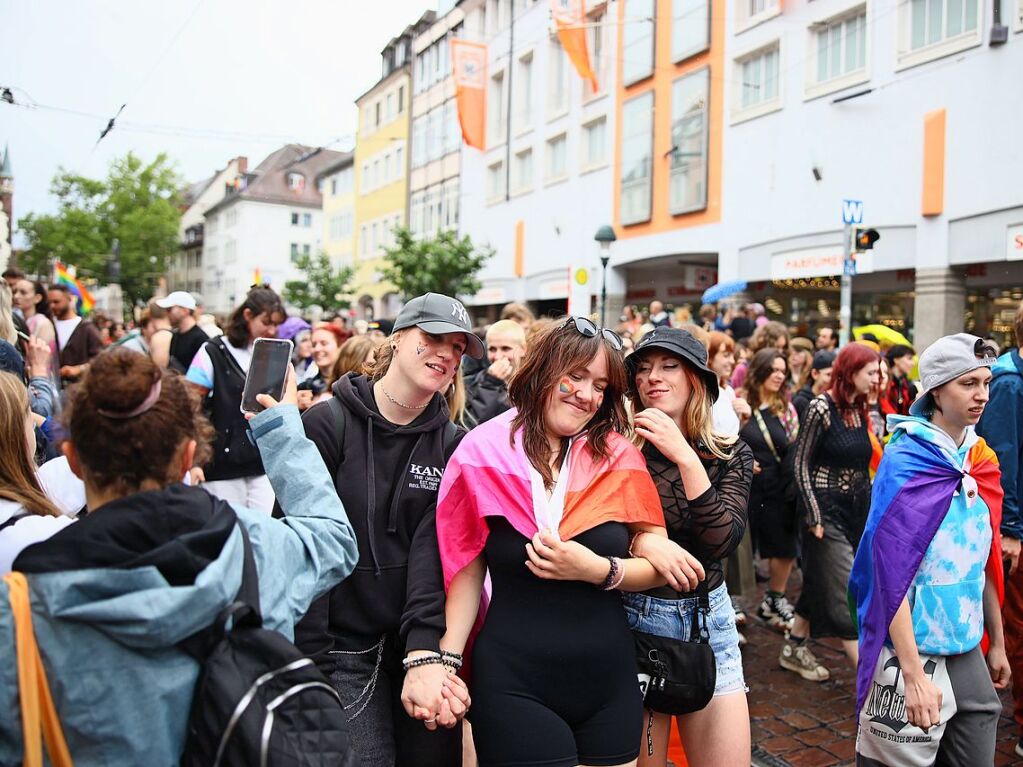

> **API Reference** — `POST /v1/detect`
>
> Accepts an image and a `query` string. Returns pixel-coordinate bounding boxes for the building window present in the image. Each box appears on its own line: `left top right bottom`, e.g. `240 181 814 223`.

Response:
444 181 460 229
623 0 655 85
291 212 299 225
545 133 568 182
620 92 653 225
673 0 710 62
737 0 780 31
287 172 305 192
290 243 300 263
413 116 427 167
669 68 709 215
331 177 338 195
512 148 534 193
487 160 506 201
410 191 425 235
897 0 981 68
814 8 863 85
548 40 569 115
489 71 507 145
582 116 607 171
302 213 312 227
445 101 460 154
514 51 534 132
225 209 238 227
734 42 781 121
585 11 607 98
225 239 237 264
360 225 368 255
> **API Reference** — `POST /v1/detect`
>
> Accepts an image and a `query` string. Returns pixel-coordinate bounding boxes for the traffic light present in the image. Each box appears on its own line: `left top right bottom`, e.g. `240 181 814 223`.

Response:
854 228 880 252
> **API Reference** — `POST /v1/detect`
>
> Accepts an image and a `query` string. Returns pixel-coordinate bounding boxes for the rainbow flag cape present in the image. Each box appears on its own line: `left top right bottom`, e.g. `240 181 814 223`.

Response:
437 408 665 590
54 262 95 315
849 418 1003 717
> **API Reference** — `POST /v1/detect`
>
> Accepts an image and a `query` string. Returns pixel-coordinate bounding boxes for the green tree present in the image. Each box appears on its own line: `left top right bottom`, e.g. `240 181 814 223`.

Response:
383 227 493 300
283 251 355 312
19 152 181 308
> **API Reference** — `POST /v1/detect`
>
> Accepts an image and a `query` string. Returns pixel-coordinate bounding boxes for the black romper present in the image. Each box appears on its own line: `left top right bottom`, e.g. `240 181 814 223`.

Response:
470 517 643 767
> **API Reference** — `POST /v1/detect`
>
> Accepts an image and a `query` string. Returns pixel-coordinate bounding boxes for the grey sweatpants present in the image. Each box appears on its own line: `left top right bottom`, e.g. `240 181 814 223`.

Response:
856 645 1001 766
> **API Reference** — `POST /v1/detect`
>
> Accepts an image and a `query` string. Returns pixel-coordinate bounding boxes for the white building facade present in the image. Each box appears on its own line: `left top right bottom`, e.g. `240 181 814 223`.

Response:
458 0 619 320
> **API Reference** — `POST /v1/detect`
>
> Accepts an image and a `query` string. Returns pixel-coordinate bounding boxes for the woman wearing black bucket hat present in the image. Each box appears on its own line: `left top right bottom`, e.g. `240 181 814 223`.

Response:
287 292 482 767
623 327 755 767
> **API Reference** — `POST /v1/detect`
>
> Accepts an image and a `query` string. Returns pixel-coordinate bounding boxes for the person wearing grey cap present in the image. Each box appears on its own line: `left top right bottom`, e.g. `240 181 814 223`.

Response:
289 292 478 767
852 334 1010 766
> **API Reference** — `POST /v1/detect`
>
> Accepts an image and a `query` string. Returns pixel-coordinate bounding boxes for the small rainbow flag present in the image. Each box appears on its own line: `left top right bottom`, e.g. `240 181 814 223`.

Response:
253 267 263 286
54 262 95 315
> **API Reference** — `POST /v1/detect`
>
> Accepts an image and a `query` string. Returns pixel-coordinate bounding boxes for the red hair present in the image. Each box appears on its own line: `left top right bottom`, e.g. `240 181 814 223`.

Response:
312 323 352 348
830 343 880 423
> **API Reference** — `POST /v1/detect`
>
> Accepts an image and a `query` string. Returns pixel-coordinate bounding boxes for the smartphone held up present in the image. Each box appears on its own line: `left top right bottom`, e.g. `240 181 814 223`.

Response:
241 338 293 413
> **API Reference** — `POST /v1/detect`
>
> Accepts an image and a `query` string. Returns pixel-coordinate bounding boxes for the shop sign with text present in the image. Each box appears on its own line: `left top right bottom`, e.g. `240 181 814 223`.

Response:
770 247 874 280
1007 224 1023 261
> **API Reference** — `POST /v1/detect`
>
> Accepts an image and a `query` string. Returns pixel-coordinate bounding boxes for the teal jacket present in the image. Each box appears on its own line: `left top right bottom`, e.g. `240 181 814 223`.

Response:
0 405 359 766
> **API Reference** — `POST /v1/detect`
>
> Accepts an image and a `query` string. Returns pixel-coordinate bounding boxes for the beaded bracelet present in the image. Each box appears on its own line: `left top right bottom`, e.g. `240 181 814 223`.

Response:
403 655 446 671
600 556 622 591
402 651 440 670
627 531 646 557
609 558 626 590
440 650 463 670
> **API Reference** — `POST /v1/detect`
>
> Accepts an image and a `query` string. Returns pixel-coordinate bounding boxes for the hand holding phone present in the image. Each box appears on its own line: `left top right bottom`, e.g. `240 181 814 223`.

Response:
241 338 295 414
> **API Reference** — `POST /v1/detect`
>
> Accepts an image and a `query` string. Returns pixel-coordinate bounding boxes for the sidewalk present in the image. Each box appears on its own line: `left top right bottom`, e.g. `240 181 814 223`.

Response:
741 578 1021 766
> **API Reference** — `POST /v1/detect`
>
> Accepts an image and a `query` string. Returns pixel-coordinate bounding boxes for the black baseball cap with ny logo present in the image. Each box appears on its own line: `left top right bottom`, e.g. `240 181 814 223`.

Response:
391 293 485 359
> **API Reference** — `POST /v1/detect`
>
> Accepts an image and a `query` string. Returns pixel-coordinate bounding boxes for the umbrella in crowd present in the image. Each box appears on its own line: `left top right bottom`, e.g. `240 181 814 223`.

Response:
701 280 748 305
853 324 911 348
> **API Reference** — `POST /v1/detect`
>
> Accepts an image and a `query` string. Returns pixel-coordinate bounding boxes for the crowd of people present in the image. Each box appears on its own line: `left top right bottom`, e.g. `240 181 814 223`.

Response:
0 264 1019 767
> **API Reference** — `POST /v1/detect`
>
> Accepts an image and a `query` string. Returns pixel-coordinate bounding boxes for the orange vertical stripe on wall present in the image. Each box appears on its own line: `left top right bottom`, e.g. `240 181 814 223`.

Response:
551 0 599 90
921 108 946 217
452 40 488 151
514 220 525 277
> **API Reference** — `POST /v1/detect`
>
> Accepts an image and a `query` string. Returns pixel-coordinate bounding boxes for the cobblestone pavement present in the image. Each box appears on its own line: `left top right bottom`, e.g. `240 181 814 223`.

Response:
741 578 1022 766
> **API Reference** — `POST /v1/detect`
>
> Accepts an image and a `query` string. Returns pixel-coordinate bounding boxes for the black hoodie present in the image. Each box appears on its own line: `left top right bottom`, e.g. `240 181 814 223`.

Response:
292 373 464 661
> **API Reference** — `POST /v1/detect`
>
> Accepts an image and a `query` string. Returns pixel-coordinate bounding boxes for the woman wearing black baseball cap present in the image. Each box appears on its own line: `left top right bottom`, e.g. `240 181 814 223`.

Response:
288 292 480 767
624 327 755 766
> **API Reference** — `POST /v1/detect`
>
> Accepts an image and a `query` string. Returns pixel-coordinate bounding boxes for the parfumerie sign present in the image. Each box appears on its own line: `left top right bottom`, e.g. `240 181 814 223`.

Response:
770 246 875 280
1007 223 1023 261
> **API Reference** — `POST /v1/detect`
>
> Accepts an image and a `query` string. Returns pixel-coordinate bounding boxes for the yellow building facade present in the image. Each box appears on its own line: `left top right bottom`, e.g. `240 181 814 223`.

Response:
318 154 355 275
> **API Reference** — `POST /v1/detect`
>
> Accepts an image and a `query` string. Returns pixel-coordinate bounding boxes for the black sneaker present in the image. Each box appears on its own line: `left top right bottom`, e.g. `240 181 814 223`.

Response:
757 593 795 632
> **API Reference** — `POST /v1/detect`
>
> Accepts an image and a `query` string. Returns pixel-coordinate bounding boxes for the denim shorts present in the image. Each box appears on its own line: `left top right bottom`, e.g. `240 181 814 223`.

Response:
623 583 747 697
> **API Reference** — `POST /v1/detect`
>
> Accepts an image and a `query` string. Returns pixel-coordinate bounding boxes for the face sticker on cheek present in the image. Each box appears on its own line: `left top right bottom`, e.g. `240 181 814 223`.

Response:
558 377 576 395
416 344 426 356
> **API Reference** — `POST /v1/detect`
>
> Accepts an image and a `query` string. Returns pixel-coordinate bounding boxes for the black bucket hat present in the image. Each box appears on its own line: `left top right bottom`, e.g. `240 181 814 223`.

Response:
627 327 720 402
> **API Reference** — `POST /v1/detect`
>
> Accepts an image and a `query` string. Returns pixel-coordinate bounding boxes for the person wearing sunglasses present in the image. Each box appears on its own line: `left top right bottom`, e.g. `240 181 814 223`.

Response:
437 317 702 767
851 333 1009 766
623 327 754 767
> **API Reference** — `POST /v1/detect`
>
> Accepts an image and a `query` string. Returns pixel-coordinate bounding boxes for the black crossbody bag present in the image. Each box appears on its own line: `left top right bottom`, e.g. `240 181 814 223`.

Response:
633 582 716 717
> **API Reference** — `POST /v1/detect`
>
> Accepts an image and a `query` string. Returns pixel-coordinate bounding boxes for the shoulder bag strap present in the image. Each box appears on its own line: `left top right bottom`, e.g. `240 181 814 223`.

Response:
753 409 783 465
4 572 73 767
688 580 712 643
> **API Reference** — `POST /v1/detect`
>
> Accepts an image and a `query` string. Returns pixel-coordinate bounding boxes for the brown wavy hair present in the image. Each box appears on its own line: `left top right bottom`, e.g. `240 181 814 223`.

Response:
331 335 377 384
508 321 628 489
64 349 214 494
744 349 789 416
0 373 60 518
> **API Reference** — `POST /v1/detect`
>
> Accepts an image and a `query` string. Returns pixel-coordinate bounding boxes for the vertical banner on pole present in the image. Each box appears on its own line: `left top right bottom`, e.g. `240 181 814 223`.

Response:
550 0 598 90
451 40 488 150
567 265 592 316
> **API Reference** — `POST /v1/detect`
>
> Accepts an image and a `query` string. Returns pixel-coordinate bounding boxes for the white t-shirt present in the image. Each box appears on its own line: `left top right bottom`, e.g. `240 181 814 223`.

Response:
712 384 741 437
54 317 82 351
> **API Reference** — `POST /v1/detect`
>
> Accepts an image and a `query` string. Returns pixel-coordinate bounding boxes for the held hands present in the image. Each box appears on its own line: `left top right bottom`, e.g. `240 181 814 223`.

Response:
988 644 1011 690
810 524 824 540
243 365 299 420
525 530 608 584
634 408 695 466
903 669 943 732
400 657 471 730
630 533 705 591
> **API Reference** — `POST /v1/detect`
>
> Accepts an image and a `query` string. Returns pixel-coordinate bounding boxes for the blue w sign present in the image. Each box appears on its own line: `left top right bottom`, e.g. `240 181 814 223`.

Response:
842 199 864 225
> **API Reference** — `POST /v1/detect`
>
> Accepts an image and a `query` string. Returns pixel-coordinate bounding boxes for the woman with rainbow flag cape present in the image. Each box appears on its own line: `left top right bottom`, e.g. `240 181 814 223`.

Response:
437 318 702 767
850 334 1011 766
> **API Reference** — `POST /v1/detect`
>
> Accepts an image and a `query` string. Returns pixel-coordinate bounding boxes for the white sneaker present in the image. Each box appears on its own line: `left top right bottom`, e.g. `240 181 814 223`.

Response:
779 638 830 682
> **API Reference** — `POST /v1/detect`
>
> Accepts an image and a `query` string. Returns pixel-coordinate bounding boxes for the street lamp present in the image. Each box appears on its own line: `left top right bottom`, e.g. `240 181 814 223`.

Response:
594 225 617 327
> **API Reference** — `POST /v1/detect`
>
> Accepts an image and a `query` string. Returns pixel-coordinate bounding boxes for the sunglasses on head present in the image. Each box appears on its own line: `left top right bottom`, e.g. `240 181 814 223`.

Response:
974 338 997 361
562 316 624 352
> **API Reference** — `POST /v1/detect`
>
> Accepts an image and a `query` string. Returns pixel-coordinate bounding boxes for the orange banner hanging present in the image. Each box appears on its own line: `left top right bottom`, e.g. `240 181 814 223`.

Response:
451 39 487 151
550 0 598 91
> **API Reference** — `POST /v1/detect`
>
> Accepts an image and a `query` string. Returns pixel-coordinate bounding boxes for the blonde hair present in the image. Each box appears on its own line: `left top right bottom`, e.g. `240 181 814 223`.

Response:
0 372 61 519
486 319 526 346
0 284 17 345
331 335 377 385
446 367 468 427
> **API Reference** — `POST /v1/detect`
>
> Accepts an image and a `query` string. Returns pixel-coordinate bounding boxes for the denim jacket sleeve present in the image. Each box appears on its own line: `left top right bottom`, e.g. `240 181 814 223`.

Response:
234 404 359 639
28 376 57 419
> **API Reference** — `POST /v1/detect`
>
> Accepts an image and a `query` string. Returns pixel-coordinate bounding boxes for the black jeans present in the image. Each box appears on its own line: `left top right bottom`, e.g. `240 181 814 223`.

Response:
329 634 462 767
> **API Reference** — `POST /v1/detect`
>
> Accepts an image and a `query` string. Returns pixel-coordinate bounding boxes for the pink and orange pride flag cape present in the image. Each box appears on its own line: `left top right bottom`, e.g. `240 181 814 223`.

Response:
437 409 664 589
550 0 598 91
451 39 487 151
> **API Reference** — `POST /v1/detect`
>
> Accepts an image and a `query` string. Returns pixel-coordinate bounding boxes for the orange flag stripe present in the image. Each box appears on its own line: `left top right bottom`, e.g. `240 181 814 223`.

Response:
451 39 487 151
551 0 598 90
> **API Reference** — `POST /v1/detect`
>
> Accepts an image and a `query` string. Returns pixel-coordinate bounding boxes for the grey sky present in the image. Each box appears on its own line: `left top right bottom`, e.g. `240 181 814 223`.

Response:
2 0 438 247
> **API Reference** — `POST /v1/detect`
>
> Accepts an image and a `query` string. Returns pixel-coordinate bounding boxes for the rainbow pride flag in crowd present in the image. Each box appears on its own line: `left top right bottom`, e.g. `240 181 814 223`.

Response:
54 262 95 315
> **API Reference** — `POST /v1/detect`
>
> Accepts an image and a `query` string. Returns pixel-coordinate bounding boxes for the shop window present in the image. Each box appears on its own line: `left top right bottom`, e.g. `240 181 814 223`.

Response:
733 41 781 123
623 0 656 85
897 0 981 69
620 92 653 225
673 0 710 63
669 68 709 215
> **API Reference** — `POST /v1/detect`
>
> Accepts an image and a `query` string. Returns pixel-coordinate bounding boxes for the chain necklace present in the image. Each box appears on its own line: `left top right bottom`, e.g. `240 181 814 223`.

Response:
381 386 431 410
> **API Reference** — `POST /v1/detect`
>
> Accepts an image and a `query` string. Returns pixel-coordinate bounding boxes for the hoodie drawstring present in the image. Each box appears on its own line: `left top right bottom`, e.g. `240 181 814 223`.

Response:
365 416 381 575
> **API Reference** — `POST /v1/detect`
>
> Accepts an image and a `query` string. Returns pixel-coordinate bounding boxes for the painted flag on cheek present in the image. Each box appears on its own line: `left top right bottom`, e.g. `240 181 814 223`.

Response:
451 39 487 151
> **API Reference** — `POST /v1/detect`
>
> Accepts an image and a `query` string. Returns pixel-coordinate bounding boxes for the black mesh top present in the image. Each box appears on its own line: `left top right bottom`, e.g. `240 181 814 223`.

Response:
793 393 872 538
641 439 754 595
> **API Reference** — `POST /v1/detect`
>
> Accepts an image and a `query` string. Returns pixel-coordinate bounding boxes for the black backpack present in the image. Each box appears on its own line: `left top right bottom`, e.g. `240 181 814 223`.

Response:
180 524 356 767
